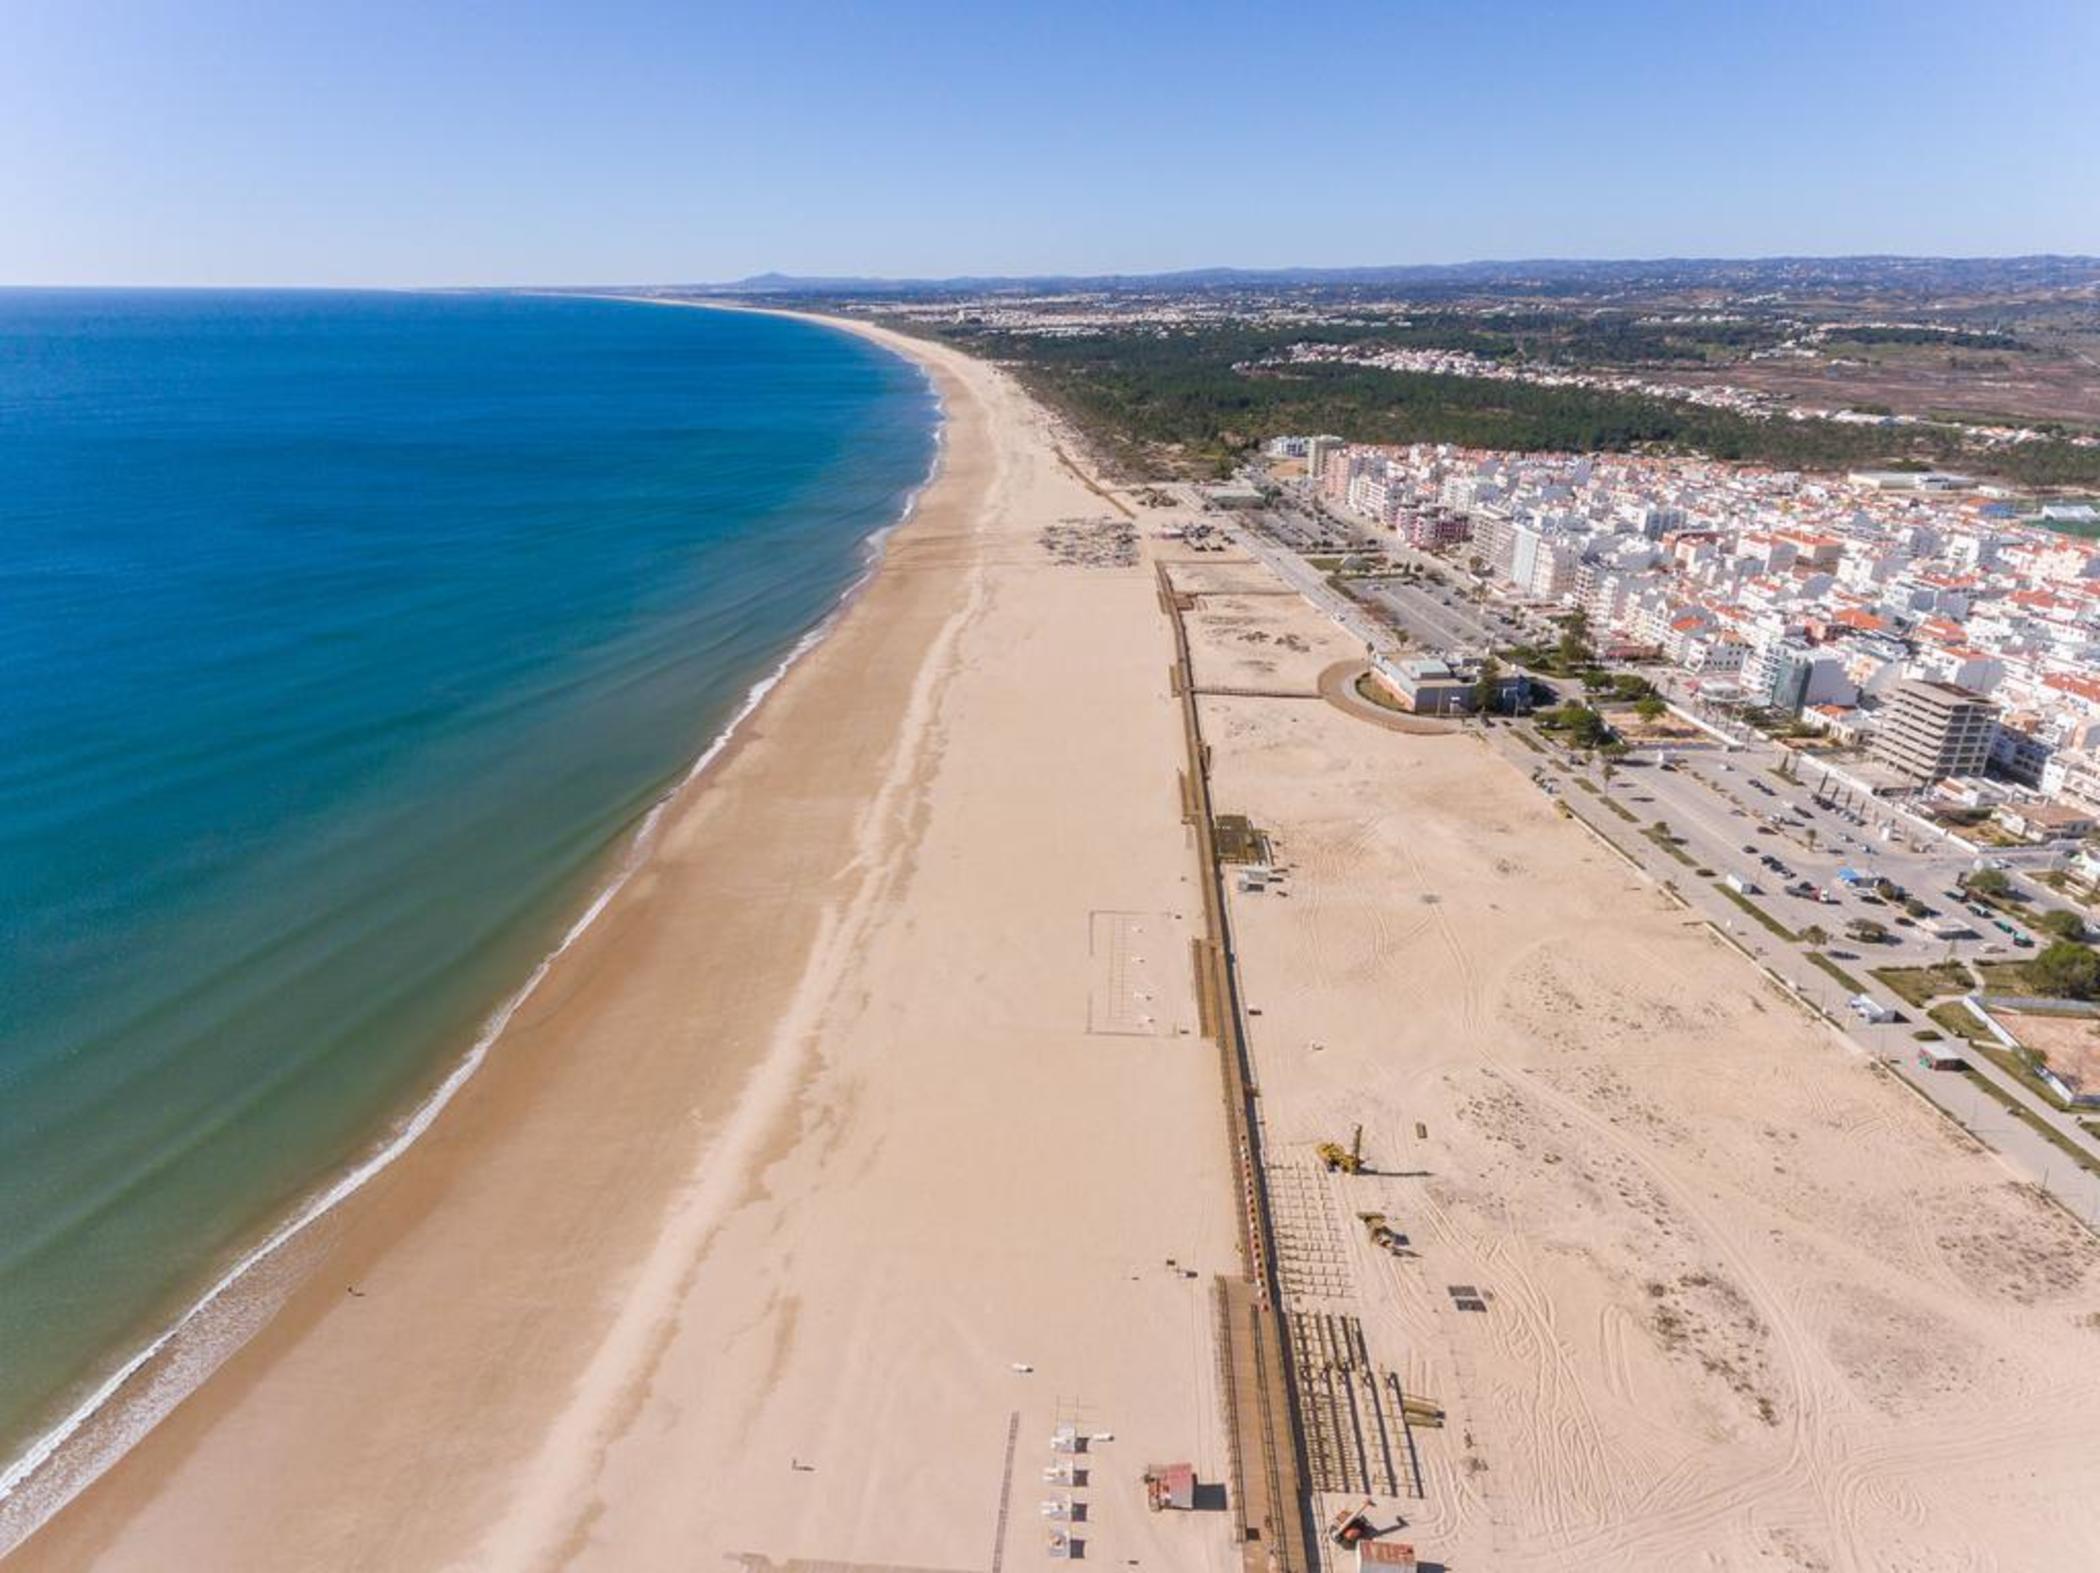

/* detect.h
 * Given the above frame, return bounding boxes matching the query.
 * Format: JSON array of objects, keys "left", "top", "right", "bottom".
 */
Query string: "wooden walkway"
[
  {"left": 1158, "top": 563, "right": 1316, "bottom": 1573},
  {"left": 1193, "top": 684, "right": 1322, "bottom": 701}
]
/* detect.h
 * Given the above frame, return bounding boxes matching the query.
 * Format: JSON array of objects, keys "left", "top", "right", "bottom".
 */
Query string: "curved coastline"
[{"left": 0, "top": 303, "right": 949, "bottom": 1560}]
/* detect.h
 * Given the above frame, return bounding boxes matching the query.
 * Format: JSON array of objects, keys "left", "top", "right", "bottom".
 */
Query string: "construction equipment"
[
  {"left": 1317, "top": 1124, "right": 1366, "bottom": 1175},
  {"left": 1329, "top": 1497, "right": 1376, "bottom": 1549},
  {"left": 1357, "top": 1212, "right": 1413, "bottom": 1257}
]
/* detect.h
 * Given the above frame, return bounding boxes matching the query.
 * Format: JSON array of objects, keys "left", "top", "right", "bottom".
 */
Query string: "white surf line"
[
  {"left": 463, "top": 406, "right": 990, "bottom": 1571},
  {"left": 0, "top": 338, "right": 947, "bottom": 1558}
]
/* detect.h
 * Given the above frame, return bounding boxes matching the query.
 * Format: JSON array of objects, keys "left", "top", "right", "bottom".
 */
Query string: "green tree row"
[{"left": 929, "top": 324, "right": 2100, "bottom": 488}]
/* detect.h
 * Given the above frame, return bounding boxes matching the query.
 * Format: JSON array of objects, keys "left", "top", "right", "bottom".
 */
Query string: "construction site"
[{"left": 1158, "top": 537, "right": 2100, "bottom": 1572}]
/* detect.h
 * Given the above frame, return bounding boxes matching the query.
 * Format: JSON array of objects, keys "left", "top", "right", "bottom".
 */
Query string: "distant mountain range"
[{"left": 663, "top": 255, "right": 2100, "bottom": 299}]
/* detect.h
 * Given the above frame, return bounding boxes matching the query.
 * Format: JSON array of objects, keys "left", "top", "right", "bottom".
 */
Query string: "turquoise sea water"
[{"left": 0, "top": 291, "right": 937, "bottom": 1486}]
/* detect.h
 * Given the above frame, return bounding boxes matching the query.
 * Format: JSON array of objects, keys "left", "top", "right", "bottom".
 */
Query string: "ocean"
[{"left": 0, "top": 290, "right": 938, "bottom": 1510}]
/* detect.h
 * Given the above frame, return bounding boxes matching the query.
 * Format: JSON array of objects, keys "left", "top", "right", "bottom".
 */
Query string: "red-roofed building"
[{"left": 2044, "top": 672, "right": 2100, "bottom": 715}]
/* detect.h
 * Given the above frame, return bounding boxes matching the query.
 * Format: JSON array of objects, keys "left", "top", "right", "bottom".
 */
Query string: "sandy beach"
[{"left": 7, "top": 318, "right": 1244, "bottom": 1570}]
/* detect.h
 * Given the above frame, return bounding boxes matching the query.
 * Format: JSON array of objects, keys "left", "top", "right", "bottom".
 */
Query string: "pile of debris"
[{"left": 1039, "top": 517, "right": 1138, "bottom": 567}]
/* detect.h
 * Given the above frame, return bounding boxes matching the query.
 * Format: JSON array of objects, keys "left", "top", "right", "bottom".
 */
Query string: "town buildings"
[
  {"left": 1279, "top": 435, "right": 2100, "bottom": 825},
  {"left": 1872, "top": 680, "right": 1999, "bottom": 784}
]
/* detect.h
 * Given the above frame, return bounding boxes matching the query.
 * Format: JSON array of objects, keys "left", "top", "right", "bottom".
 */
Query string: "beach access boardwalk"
[{"left": 1159, "top": 561, "right": 1317, "bottom": 1573}]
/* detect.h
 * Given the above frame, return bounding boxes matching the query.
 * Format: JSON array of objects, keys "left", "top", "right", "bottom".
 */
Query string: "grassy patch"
[
  {"left": 1643, "top": 825, "right": 1698, "bottom": 868},
  {"left": 1967, "top": 1039, "right": 2075, "bottom": 1113},
  {"left": 1807, "top": 952, "right": 1869, "bottom": 995},
  {"left": 1600, "top": 794, "right": 1639, "bottom": 823},
  {"left": 1969, "top": 884, "right": 2032, "bottom": 912},
  {"left": 1976, "top": 961, "right": 2036, "bottom": 995},
  {"left": 1573, "top": 776, "right": 1602, "bottom": 795},
  {"left": 2035, "top": 871, "right": 2099, "bottom": 910},
  {"left": 1511, "top": 728, "right": 1546, "bottom": 755},
  {"left": 1872, "top": 963, "right": 1976, "bottom": 1010},
  {"left": 1712, "top": 882, "right": 1799, "bottom": 942},
  {"left": 1948, "top": 1066, "right": 2100, "bottom": 1176},
  {"left": 1928, "top": 1001, "right": 1992, "bottom": 1043}
]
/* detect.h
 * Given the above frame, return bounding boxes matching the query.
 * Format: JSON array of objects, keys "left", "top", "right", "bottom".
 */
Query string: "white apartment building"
[
  {"left": 1682, "top": 633, "right": 1748, "bottom": 678},
  {"left": 2041, "top": 748, "right": 2100, "bottom": 814}
]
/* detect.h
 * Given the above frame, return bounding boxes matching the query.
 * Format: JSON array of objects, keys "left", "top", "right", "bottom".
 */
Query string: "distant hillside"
[{"left": 688, "top": 255, "right": 2100, "bottom": 300}]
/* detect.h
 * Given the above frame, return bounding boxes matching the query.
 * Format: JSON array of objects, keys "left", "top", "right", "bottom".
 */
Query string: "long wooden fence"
[{"left": 1158, "top": 562, "right": 1316, "bottom": 1573}]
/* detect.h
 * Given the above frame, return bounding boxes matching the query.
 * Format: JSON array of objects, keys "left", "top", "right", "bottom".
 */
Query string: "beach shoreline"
[
  {"left": 9, "top": 308, "right": 1249, "bottom": 1572},
  {"left": 0, "top": 304, "right": 958, "bottom": 1564}
]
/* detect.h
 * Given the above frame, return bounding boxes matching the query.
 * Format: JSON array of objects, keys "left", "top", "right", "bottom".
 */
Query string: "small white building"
[{"left": 1848, "top": 994, "right": 1897, "bottom": 1025}]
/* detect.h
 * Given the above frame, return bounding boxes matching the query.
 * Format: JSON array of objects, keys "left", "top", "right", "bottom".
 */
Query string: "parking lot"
[
  {"left": 1353, "top": 575, "right": 1520, "bottom": 656},
  {"left": 1240, "top": 497, "right": 1549, "bottom": 656},
  {"left": 1586, "top": 742, "right": 2044, "bottom": 966}
]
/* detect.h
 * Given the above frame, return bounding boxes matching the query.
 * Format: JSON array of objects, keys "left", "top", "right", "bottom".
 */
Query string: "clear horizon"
[{"left": 5, "top": 0, "right": 2097, "bottom": 288}]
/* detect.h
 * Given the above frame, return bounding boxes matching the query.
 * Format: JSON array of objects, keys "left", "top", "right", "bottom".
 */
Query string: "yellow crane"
[{"left": 1317, "top": 1123, "right": 1366, "bottom": 1175}]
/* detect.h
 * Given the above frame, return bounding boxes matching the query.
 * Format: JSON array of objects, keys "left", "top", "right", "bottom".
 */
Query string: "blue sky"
[{"left": 4, "top": 0, "right": 2095, "bottom": 285}]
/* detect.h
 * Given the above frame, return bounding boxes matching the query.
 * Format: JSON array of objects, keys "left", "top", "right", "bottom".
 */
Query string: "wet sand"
[{"left": 10, "top": 319, "right": 1243, "bottom": 1570}]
